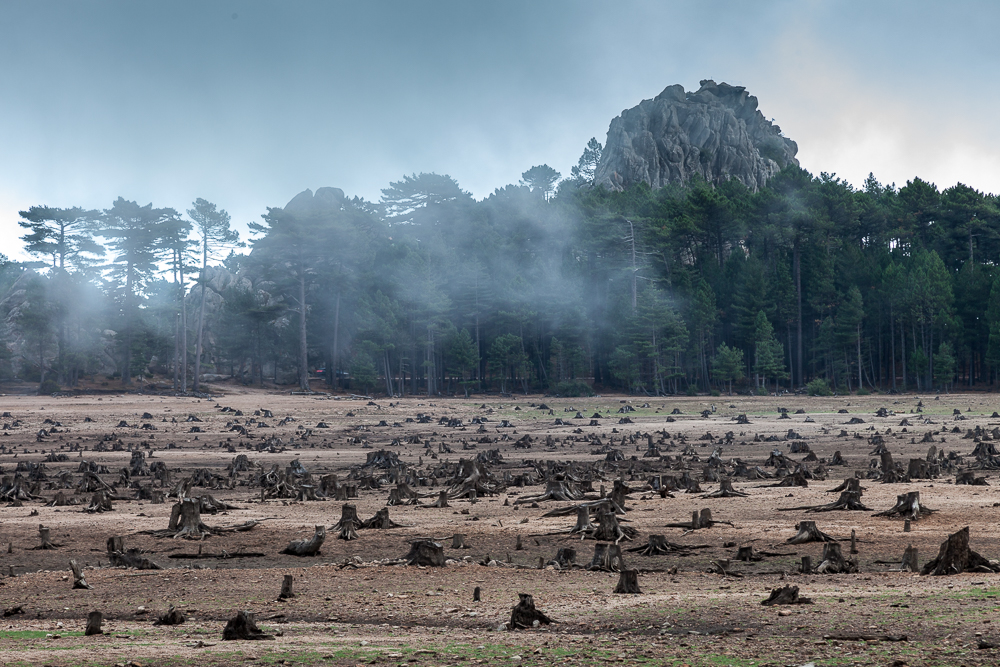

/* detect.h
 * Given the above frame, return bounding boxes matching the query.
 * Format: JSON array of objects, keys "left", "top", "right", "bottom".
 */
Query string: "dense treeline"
[{"left": 3, "top": 146, "right": 1000, "bottom": 396}]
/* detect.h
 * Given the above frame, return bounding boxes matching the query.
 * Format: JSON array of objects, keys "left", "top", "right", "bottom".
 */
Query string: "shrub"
[
  {"left": 807, "top": 378, "right": 832, "bottom": 396},
  {"left": 753, "top": 386, "right": 768, "bottom": 396},
  {"left": 685, "top": 385, "right": 698, "bottom": 396},
  {"left": 710, "top": 389, "right": 721, "bottom": 397},
  {"left": 38, "top": 379, "right": 61, "bottom": 395},
  {"left": 856, "top": 387, "right": 870, "bottom": 396},
  {"left": 553, "top": 380, "right": 594, "bottom": 397}
]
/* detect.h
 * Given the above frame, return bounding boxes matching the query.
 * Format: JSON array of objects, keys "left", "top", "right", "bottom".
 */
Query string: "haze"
[{"left": 1, "top": 0, "right": 998, "bottom": 255}]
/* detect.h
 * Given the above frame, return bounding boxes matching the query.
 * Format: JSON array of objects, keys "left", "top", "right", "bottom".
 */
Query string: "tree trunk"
[
  {"left": 588, "top": 543, "right": 624, "bottom": 571},
  {"left": 70, "top": 559, "right": 91, "bottom": 589},
  {"left": 193, "top": 246, "right": 208, "bottom": 393},
  {"left": 278, "top": 574, "right": 295, "bottom": 599},
  {"left": 922, "top": 526, "right": 999, "bottom": 575},
  {"left": 613, "top": 569, "right": 641, "bottom": 594},
  {"left": 85, "top": 611, "right": 103, "bottom": 636},
  {"left": 37, "top": 524, "right": 58, "bottom": 549},
  {"left": 167, "top": 498, "right": 211, "bottom": 539},
  {"left": 403, "top": 540, "right": 445, "bottom": 566},
  {"left": 298, "top": 273, "right": 309, "bottom": 392},
  {"left": 333, "top": 504, "right": 362, "bottom": 540}
]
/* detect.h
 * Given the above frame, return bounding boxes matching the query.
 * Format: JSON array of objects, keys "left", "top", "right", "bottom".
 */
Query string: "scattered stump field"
[{"left": 2, "top": 387, "right": 1000, "bottom": 666}]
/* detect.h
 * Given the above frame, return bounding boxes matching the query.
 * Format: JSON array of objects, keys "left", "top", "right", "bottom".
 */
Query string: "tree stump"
[
  {"left": 630, "top": 534, "right": 688, "bottom": 556},
  {"left": 69, "top": 560, "right": 91, "bottom": 590},
  {"left": 515, "top": 535, "right": 523, "bottom": 550},
  {"left": 362, "top": 507, "right": 401, "bottom": 529},
  {"left": 85, "top": 611, "right": 103, "bottom": 636},
  {"left": 786, "top": 521, "right": 837, "bottom": 544},
  {"left": 106, "top": 536, "right": 124, "bottom": 555},
  {"left": 153, "top": 605, "right": 185, "bottom": 625},
  {"left": 703, "top": 478, "right": 749, "bottom": 498},
  {"left": 109, "top": 547, "right": 162, "bottom": 570},
  {"left": 509, "top": 593, "right": 554, "bottom": 629},
  {"left": 473, "top": 586, "right": 481, "bottom": 602},
  {"left": 875, "top": 491, "right": 934, "bottom": 521},
  {"left": 222, "top": 610, "right": 274, "bottom": 640},
  {"left": 850, "top": 529, "right": 858, "bottom": 555},
  {"left": 281, "top": 525, "right": 326, "bottom": 556},
  {"left": 37, "top": 524, "right": 58, "bottom": 549},
  {"left": 816, "top": 542, "right": 858, "bottom": 574},
  {"left": 552, "top": 547, "right": 576, "bottom": 569},
  {"left": 800, "top": 556, "right": 812, "bottom": 574},
  {"left": 451, "top": 533, "right": 469, "bottom": 549},
  {"left": 921, "top": 526, "right": 1000, "bottom": 575},
  {"left": 426, "top": 490, "right": 450, "bottom": 508},
  {"left": 167, "top": 499, "right": 212, "bottom": 539},
  {"left": 403, "top": 540, "right": 445, "bottom": 566},
  {"left": 900, "top": 545, "right": 918, "bottom": 572},
  {"left": 613, "top": 569, "right": 641, "bottom": 594},
  {"left": 333, "top": 504, "right": 362, "bottom": 540},
  {"left": 570, "top": 506, "right": 595, "bottom": 534},
  {"left": 736, "top": 545, "right": 763, "bottom": 562},
  {"left": 592, "top": 509, "right": 633, "bottom": 543},
  {"left": 760, "top": 585, "right": 813, "bottom": 606},
  {"left": 278, "top": 574, "right": 295, "bottom": 599},
  {"left": 588, "top": 543, "right": 624, "bottom": 571}
]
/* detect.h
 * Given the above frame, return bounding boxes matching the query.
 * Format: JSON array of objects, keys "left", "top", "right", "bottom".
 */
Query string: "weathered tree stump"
[
  {"left": 222, "top": 610, "right": 274, "bottom": 640},
  {"left": 153, "top": 605, "right": 185, "bottom": 625},
  {"left": 922, "top": 527, "right": 1000, "bottom": 575},
  {"left": 736, "top": 545, "right": 763, "bottom": 562},
  {"left": 106, "top": 536, "right": 124, "bottom": 554},
  {"left": 362, "top": 507, "right": 402, "bottom": 529},
  {"left": 850, "top": 529, "right": 858, "bottom": 554},
  {"left": 570, "top": 506, "right": 595, "bottom": 534},
  {"left": 956, "top": 471, "right": 988, "bottom": 486},
  {"left": 761, "top": 585, "right": 813, "bottom": 606},
  {"left": 403, "top": 540, "right": 445, "bottom": 566},
  {"left": 36, "top": 524, "right": 59, "bottom": 549},
  {"left": 333, "top": 504, "right": 363, "bottom": 540},
  {"left": 900, "top": 545, "right": 919, "bottom": 572},
  {"left": 515, "top": 535, "right": 523, "bottom": 550},
  {"left": 278, "top": 574, "right": 295, "bottom": 599},
  {"left": 875, "top": 491, "right": 934, "bottom": 521},
  {"left": 816, "top": 542, "right": 858, "bottom": 574},
  {"left": 551, "top": 547, "right": 576, "bottom": 569},
  {"left": 591, "top": 508, "right": 634, "bottom": 543},
  {"left": 800, "top": 556, "right": 812, "bottom": 574},
  {"left": 703, "top": 478, "right": 749, "bottom": 498},
  {"left": 70, "top": 560, "right": 91, "bottom": 589},
  {"left": 167, "top": 498, "right": 212, "bottom": 539},
  {"left": 613, "top": 569, "right": 641, "bottom": 594},
  {"left": 588, "top": 543, "right": 624, "bottom": 571},
  {"left": 281, "top": 525, "right": 326, "bottom": 556},
  {"left": 509, "top": 593, "right": 554, "bottom": 629},
  {"left": 109, "top": 546, "right": 162, "bottom": 570},
  {"left": 85, "top": 491, "right": 113, "bottom": 513},
  {"left": 85, "top": 611, "right": 103, "bottom": 636},
  {"left": 473, "top": 586, "right": 481, "bottom": 602},
  {"left": 786, "top": 521, "right": 837, "bottom": 544},
  {"left": 451, "top": 533, "right": 469, "bottom": 549},
  {"left": 425, "top": 490, "right": 451, "bottom": 508},
  {"left": 711, "top": 558, "right": 742, "bottom": 577}
]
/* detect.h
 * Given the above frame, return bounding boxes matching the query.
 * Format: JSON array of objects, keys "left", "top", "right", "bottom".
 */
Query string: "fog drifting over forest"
[{"left": 1, "top": 1, "right": 999, "bottom": 255}]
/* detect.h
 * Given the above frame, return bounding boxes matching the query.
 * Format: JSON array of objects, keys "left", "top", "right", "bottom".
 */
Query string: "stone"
[{"left": 595, "top": 80, "right": 798, "bottom": 193}]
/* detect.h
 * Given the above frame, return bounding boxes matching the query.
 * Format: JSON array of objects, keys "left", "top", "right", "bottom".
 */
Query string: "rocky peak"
[{"left": 594, "top": 80, "right": 798, "bottom": 192}]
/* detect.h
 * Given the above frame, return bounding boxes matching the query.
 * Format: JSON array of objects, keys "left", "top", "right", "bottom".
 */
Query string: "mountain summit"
[{"left": 594, "top": 80, "right": 798, "bottom": 192}]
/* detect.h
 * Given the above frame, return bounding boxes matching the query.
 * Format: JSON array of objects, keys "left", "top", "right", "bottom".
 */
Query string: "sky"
[{"left": 2, "top": 1, "right": 999, "bottom": 260}]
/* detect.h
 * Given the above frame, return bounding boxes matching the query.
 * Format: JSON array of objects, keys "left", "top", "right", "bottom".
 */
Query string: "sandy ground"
[{"left": 1, "top": 385, "right": 1000, "bottom": 666}]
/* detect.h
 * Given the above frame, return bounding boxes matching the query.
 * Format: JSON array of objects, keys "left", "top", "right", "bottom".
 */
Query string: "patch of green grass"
[{"left": 0, "top": 630, "right": 85, "bottom": 639}]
